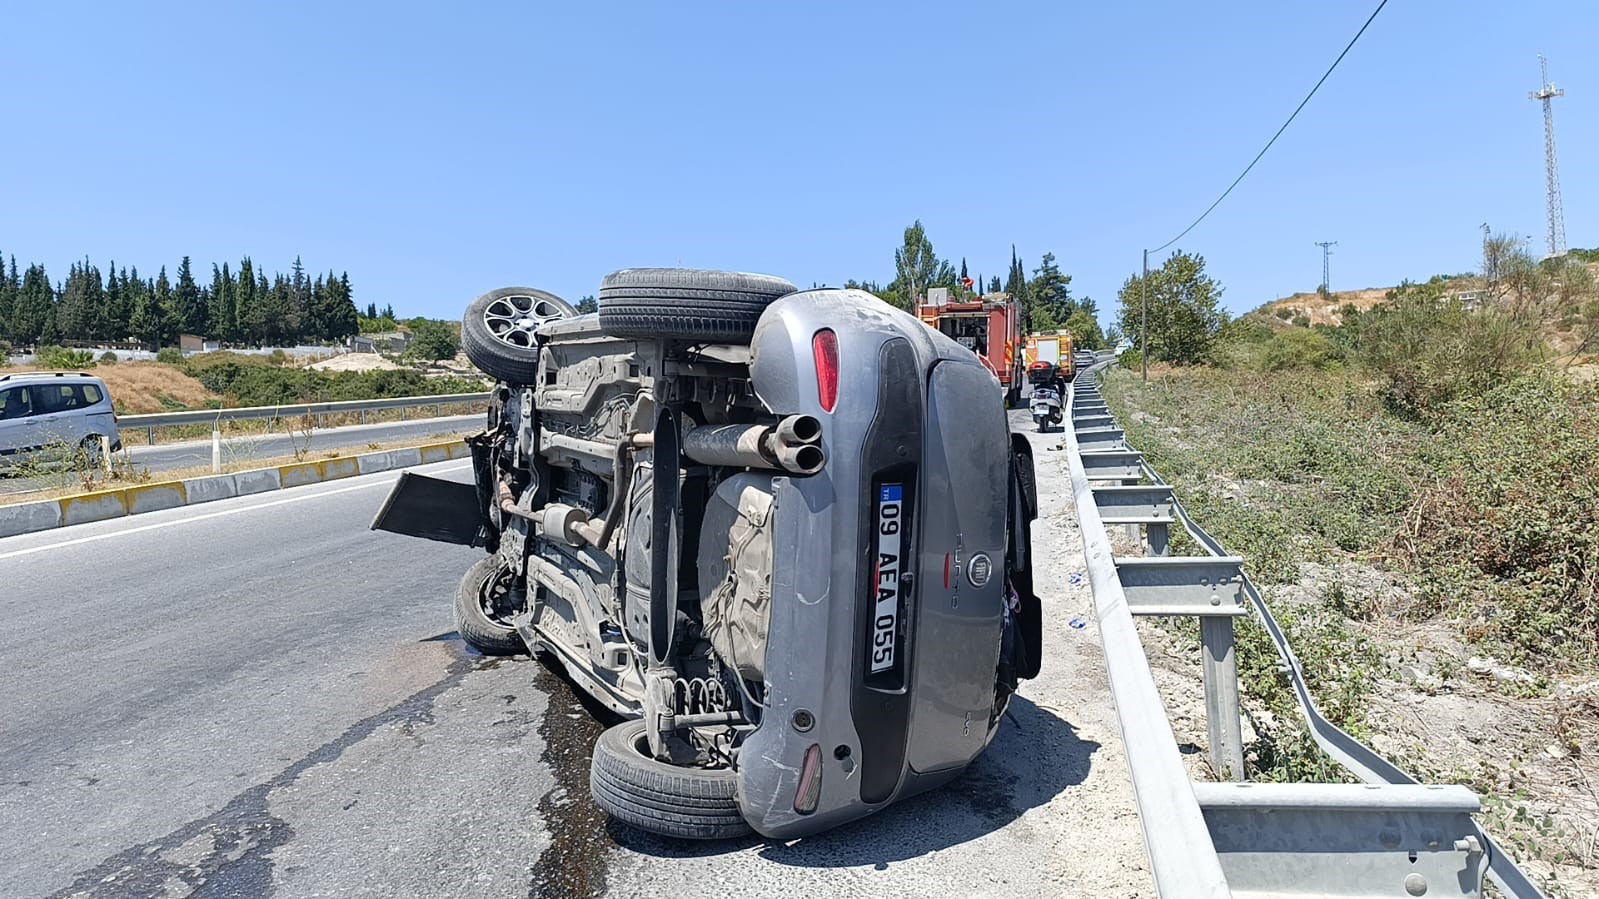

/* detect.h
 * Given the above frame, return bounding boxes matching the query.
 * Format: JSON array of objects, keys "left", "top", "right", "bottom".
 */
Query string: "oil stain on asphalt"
[{"left": 525, "top": 659, "right": 618, "bottom": 899}]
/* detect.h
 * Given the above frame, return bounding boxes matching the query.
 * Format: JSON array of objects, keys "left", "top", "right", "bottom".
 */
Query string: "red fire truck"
[{"left": 916, "top": 288, "right": 1026, "bottom": 405}]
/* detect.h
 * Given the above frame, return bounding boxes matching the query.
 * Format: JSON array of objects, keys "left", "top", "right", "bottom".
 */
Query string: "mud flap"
[{"left": 369, "top": 472, "right": 484, "bottom": 546}]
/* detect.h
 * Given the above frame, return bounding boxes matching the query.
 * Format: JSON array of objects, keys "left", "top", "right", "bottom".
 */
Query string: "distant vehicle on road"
[
  {"left": 1023, "top": 331, "right": 1076, "bottom": 386},
  {"left": 916, "top": 290, "right": 1026, "bottom": 405},
  {"left": 0, "top": 371, "right": 121, "bottom": 468},
  {"left": 375, "top": 269, "right": 1042, "bottom": 841}
]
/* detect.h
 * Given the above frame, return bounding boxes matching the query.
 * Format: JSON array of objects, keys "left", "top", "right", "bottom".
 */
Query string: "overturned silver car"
[{"left": 375, "top": 269, "right": 1041, "bottom": 839}]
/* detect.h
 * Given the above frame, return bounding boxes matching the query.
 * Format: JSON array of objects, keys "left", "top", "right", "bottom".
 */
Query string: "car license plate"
[{"left": 871, "top": 484, "right": 904, "bottom": 674}]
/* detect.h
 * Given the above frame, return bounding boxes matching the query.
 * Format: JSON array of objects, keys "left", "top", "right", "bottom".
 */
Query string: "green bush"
[
  {"left": 99, "top": 351, "right": 119, "bottom": 364},
  {"left": 1352, "top": 281, "right": 1544, "bottom": 418},
  {"left": 181, "top": 351, "right": 481, "bottom": 406},
  {"left": 1261, "top": 328, "right": 1343, "bottom": 371},
  {"left": 37, "top": 345, "right": 96, "bottom": 369},
  {"left": 156, "top": 347, "right": 183, "bottom": 365},
  {"left": 407, "top": 319, "right": 460, "bottom": 361}
]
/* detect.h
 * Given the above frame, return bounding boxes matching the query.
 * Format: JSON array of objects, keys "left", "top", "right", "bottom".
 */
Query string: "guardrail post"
[
  {"left": 359, "top": 409, "right": 367, "bottom": 425},
  {"left": 146, "top": 426, "right": 155, "bottom": 446},
  {"left": 1146, "top": 523, "right": 1169, "bottom": 557},
  {"left": 1201, "top": 616, "right": 1246, "bottom": 780}
]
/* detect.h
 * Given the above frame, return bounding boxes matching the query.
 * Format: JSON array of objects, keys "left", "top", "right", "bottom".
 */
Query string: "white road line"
[{"left": 0, "top": 463, "right": 471, "bottom": 561}]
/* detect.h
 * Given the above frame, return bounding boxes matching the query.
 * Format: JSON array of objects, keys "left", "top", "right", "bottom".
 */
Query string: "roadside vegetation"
[{"left": 1104, "top": 235, "right": 1599, "bottom": 891}]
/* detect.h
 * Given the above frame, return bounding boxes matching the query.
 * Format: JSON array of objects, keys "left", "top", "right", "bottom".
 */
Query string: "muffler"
[{"left": 681, "top": 415, "right": 825, "bottom": 476}]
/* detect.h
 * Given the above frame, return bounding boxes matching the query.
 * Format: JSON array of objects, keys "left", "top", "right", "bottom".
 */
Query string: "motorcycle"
[{"left": 1030, "top": 384, "right": 1063, "bottom": 432}]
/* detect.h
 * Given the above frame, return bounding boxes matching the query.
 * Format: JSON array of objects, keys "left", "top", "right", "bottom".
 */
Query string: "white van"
[{"left": 0, "top": 372, "right": 122, "bottom": 467}]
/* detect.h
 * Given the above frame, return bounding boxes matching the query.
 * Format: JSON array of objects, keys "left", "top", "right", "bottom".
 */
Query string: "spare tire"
[
  {"left": 597, "top": 268, "right": 796, "bottom": 344},
  {"left": 589, "top": 720, "right": 751, "bottom": 839},
  {"left": 462, "top": 287, "right": 575, "bottom": 384}
]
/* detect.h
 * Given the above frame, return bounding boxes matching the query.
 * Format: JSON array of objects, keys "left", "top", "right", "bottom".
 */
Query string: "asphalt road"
[
  {"left": 0, "top": 418, "right": 1148, "bottom": 899},
  {"left": 0, "top": 415, "right": 482, "bottom": 497}
]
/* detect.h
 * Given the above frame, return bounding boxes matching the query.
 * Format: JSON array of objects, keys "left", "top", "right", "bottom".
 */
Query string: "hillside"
[{"left": 1257, "top": 282, "right": 1474, "bottom": 327}]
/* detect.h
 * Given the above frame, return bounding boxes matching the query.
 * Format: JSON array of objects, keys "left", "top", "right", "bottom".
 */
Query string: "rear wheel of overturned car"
[
  {"left": 589, "top": 720, "right": 752, "bottom": 840},
  {"left": 454, "top": 555, "right": 526, "bottom": 656},
  {"left": 461, "top": 287, "right": 575, "bottom": 384},
  {"left": 597, "top": 268, "right": 796, "bottom": 344}
]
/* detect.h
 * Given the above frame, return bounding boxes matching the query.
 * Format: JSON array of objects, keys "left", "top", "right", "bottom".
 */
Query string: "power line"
[{"left": 1149, "top": 0, "right": 1390, "bottom": 254}]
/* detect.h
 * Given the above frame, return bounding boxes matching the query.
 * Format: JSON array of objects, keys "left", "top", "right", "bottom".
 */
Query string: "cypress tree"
[
  {"left": 57, "top": 261, "right": 93, "bottom": 342},
  {"left": 291, "top": 256, "right": 313, "bottom": 341},
  {"left": 153, "top": 267, "right": 178, "bottom": 348},
  {"left": 234, "top": 258, "right": 255, "bottom": 344},
  {"left": 104, "top": 263, "right": 124, "bottom": 340},
  {"left": 174, "top": 256, "right": 205, "bottom": 336},
  {"left": 21, "top": 264, "right": 58, "bottom": 346},
  {"left": 0, "top": 255, "right": 11, "bottom": 345}
]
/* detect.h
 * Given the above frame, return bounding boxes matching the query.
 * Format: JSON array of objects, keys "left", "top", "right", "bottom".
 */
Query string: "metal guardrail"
[
  {"left": 1063, "top": 355, "right": 1545, "bottom": 899},
  {"left": 117, "top": 393, "right": 491, "bottom": 445}
]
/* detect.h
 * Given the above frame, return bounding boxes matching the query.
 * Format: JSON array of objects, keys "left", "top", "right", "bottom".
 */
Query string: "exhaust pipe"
[
  {"left": 681, "top": 416, "right": 825, "bottom": 475},
  {"left": 774, "top": 442, "right": 825, "bottom": 476},
  {"left": 774, "top": 414, "right": 822, "bottom": 447}
]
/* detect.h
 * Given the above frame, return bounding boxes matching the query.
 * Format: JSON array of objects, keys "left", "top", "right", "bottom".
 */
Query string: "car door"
[
  {"left": 28, "top": 384, "right": 84, "bottom": 451},
  {"left": 0, "top": 385, "right": 41, "bottom": 459}
]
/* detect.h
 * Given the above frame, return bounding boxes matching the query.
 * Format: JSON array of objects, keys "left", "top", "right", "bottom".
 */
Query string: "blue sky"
[{"left": 3, "top": 1, "right": 1594, "bottom": 326}]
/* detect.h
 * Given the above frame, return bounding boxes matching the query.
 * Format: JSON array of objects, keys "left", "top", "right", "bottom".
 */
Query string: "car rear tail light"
[
  {"left": 812, "top": 329, "right": 838, "bottom": 413},
  {"left": 793, "top": 743, "right": 823, "bottom": 814}
]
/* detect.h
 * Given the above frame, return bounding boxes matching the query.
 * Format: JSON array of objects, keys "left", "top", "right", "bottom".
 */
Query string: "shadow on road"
[{"left": 610, "top": 693, "right": 1099, "bottom": 867}]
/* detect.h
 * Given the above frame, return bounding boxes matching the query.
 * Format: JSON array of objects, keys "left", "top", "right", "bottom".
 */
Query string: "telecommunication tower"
[
  {"left": 1529, "top": 55, "right": 1567, "bottom": 258},
  {"left": 1315, "top": 241, "right": 1337, "bottom": 295}
]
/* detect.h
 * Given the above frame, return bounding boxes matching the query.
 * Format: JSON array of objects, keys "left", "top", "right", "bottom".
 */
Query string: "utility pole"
[
  {"left": 1315, "top": 241, "right": 1337, "bottom": 297},
  {"left": 1529, "top": 54, "right": 1567, "bottom": 258},
  {"left": 1140, "top": 249, "right": 1148, "bottom": 384}
]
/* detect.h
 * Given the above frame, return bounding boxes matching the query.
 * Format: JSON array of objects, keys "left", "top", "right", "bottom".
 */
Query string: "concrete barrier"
[
  {"left": 0, "top": 499, "right": 63, "bottom": 539},
  {"left": 0, "top": 439, "right": 471, "bottom": 541}
]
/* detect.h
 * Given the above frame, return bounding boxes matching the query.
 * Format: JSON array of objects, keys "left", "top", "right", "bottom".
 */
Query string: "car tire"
[
  {"left": 79, "top": 436, "right": 105, "bottom": 469},
  {"left": 589, "top": 720, "right": 751, "bottom": 840},
  {"left": 461, "top": 287, "right": 575, "bottom": 384},
  {"left": 454, "top": 556, "right": 526, "bottom": 656},
  {"left": 597, "top": 268, "right": 796, "bottom": 344}
]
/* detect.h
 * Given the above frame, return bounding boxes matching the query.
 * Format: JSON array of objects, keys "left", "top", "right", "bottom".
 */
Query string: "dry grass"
[
  {"left": 5, "top": 362, "right": 216, "bottom": 414},
  {"left": 1261, "top": 287, "right": 1395, "bottom": 326}
]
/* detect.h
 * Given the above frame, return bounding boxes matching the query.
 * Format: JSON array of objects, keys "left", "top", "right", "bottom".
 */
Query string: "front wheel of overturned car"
[
  {"left": 589, "top": 720, "right": 752, "bottom": 840},
  {"left": 454, "top": 555, "right": 526, "bottom": 656},
  {"left": 461, "top": 286, "right": 575, "bottom": 384}
]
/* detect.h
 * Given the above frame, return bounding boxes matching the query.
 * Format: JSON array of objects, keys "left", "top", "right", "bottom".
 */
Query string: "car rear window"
[{"left": 83, "top": 384, "right": 104, "bottom": 405}]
